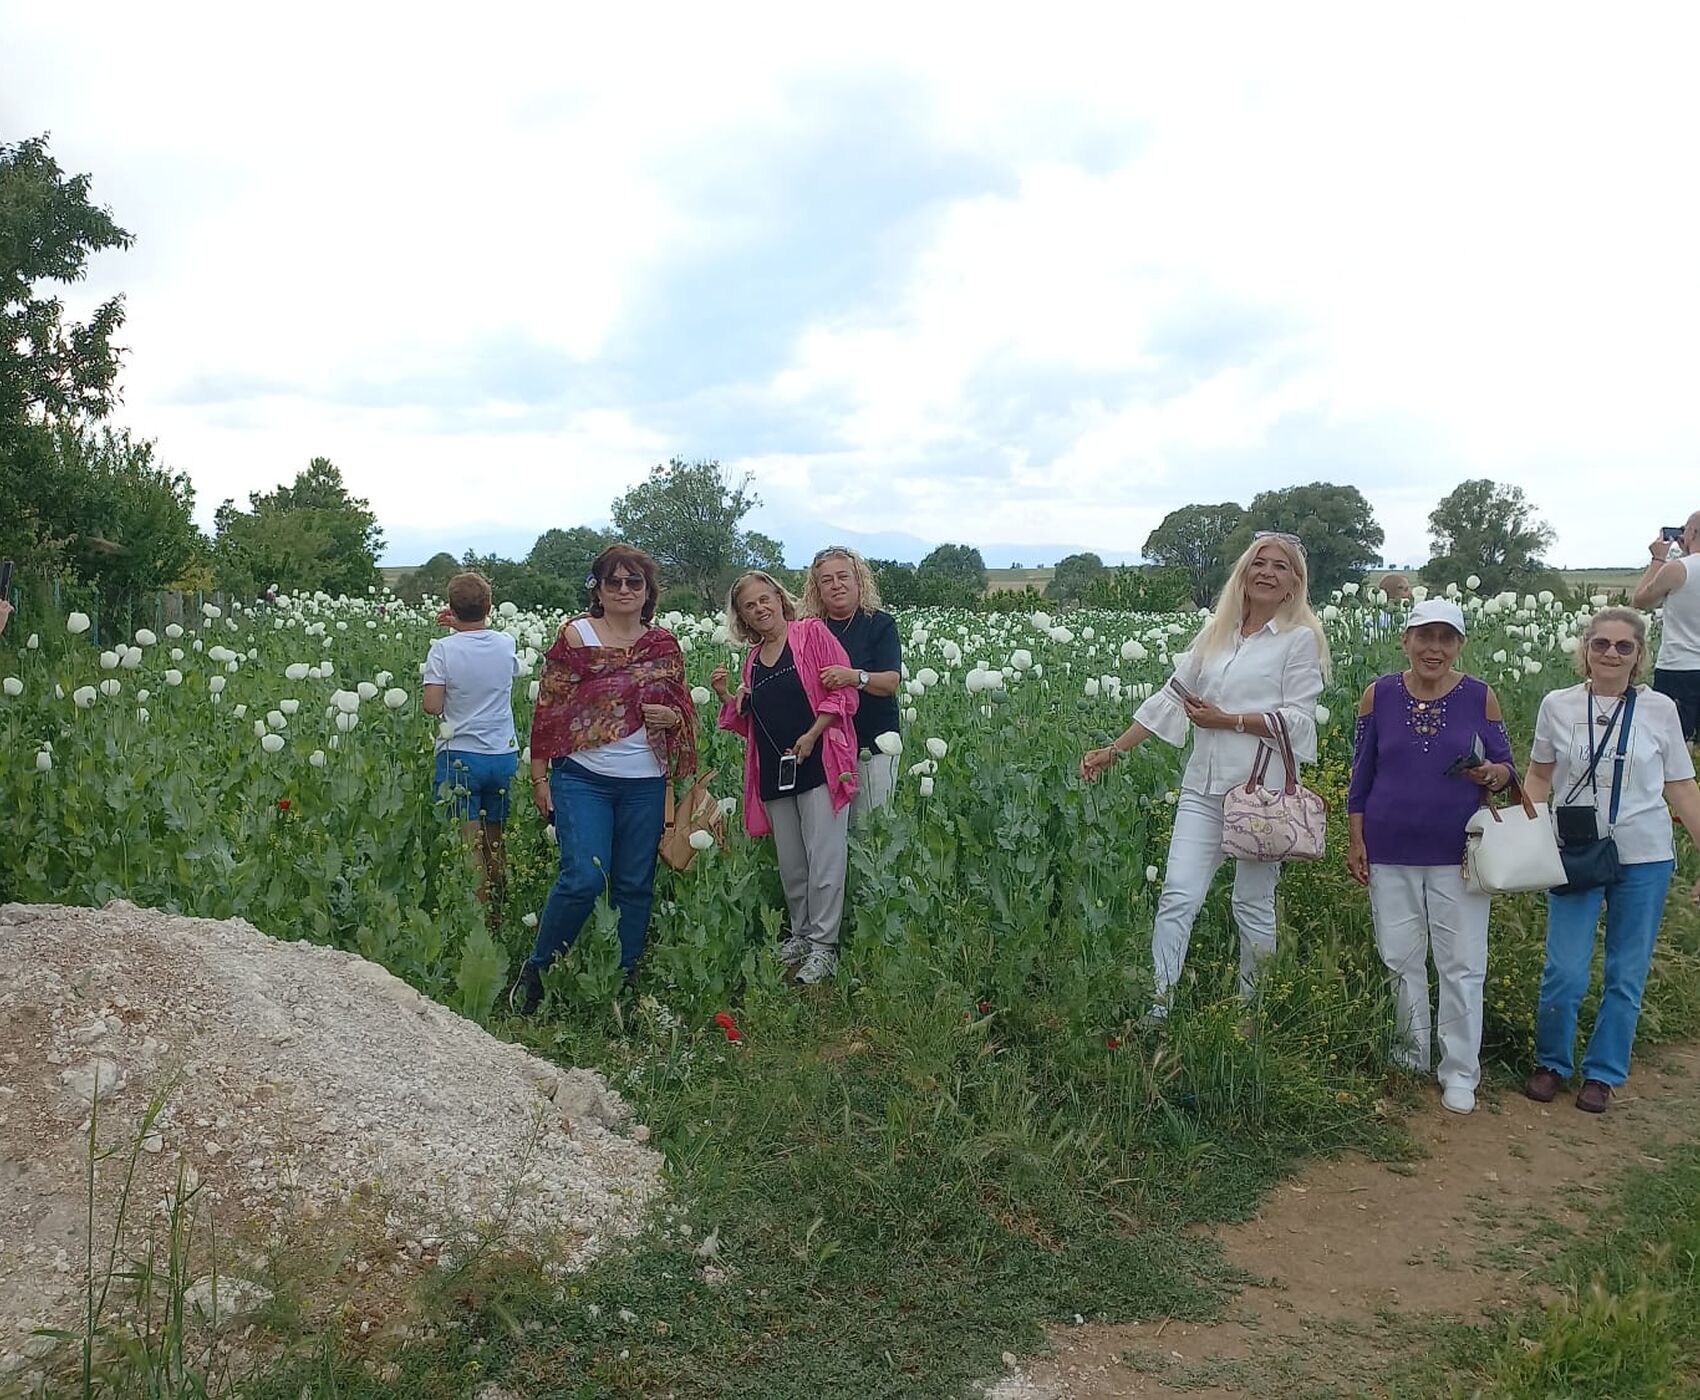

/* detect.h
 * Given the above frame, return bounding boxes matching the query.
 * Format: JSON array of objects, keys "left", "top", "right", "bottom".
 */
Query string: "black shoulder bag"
[{"left": 1551, "top": 686, "right": 1635, "bottom": 896}]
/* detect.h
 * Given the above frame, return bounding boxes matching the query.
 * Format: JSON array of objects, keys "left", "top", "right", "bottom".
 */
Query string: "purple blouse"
[{"left": 1347, "top": 672, "right": 1514, "bottom": 867}]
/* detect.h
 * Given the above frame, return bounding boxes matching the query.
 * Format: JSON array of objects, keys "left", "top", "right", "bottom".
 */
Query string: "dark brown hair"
[
  {"left": 588, "top": 544, "right": 660, "bottom": 623},
  {"left": 446, "top": 571, "right": 493, "bottom": 622}
]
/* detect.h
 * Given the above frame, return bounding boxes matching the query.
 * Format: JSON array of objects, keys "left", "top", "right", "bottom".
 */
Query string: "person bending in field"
[{"left": 423, "top": 572, "right": 523, "bottom": 913}]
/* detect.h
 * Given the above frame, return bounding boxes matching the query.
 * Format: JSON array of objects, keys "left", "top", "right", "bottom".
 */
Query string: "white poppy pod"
[
  {"left": 691, "top": 686, "right": 713, "bottom": 706},
  {"left": 285, "top": 663, "right": 310, "bottom": 682},
  {"left": 383, "top": 687, "right": 408, "bottom": 709},
  {"left": 165, "top": 623, "right": 184, "bottom": 639},
  {"left": 309, "top": 749, "right": 327, "bottom": 768},
  {"left": 332, "top": 690, "right": 360, "bottom": 714},
  {"left": 99, "top": 679, "right": 122, "bottom": 698},
  {"left": 926, "top": 737, "right": 948, "bottom": 760},
  {"left": 99, "top": 650, "right": 119, "bottom": 670},
  {"left": 918, "top": 776, "right": 935, "bottom": 798},
  {"left": 874, "top": 731, "right": 902, "bottom": 756},
  {"left": 280, "top": 698, "right": 298, "bottom": 715},
  {"left": 36, "top": 750, "right": 52, "bottom": 772},
  {"left": 688, "top": 829, "right": 715, "bottom": 852},
  {"left": 916, "top": 667, "right": 940, "bottom": 688},
  {"left": 260, "top": 733, "right": 285, "bottom": 754},
  {"left": 267, "top": 710, "right": 288, "bottom": 730},
  {"left": 2, "top": 676, "right": 20, "bottom": 697},
  {"left": 67, "top": 612, "right": 91, "bottom": 635},
  {"left": 336, "top": 712, "right": 360, "bottom": 733},
  {"left": 357, "top": 681, "right": 378, "bottom": 701}
]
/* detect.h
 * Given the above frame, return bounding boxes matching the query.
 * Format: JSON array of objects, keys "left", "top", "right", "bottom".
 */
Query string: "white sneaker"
[
  {"left": 796, "top": 948, "right": 838, "bottom": 985},
  {"left": 778, "top": 934, "right": 809, "bottom": 965},
  {"left": 1441, "top": 1084, "right": 1476, "bottom": 1115}
]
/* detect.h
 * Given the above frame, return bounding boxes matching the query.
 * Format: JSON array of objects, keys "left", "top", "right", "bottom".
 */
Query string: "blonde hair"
[
  {"left": 1193, "top": 536, "right": 1333, "bottom": 680},
  {"left": 1574, "top": 606, "right": 1650, "bottom": 683},
  {"left": 801, "top": 547, "right": 882, "bottom": 618},
  {"left": 726, "top": 570, "right": 799, "bottom": 645}
]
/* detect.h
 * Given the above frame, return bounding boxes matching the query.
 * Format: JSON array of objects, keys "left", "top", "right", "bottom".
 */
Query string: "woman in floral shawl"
[{"left": 509, "top": 544, "right": 696, "bottom": 1014}]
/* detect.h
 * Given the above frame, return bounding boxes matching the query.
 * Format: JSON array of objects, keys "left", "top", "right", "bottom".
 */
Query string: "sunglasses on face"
[
  {"left": 601, "top": 575, "right": 646, "bottom": 592},
  {"left": 1587, "top": 637, "right": 1638, "bottom": 655}
]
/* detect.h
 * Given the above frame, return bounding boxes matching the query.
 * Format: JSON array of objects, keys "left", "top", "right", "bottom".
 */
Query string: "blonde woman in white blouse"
[{"left": 1081, "top": 534, "right": 1330, "bottom": 1013}]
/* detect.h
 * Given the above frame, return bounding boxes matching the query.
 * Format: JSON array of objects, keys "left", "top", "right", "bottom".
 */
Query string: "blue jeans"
[
  {"left": 1535, "top": 859, "right": 1675, "bottom": 1086},
  {"left": 527, "top": 760, "right": 666, "bottom": 973},
  {"left": 433, "top": 748, "right": 518, "bottom": 822}
]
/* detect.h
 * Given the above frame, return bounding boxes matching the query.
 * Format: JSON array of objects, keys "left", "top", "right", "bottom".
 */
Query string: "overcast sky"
[{"left": 6, "top": 3, "right": 1698, "bottom": 568}]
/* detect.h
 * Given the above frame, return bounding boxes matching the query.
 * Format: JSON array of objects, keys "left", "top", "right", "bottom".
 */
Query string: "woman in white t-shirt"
[{"left": 1522, "top": 607, "right": 1700, "bottom": 1113}]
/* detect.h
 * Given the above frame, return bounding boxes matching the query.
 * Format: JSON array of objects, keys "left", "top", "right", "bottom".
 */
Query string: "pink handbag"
[{"left": 1220, "top": 711, "right": 1327, "bottom": 862}]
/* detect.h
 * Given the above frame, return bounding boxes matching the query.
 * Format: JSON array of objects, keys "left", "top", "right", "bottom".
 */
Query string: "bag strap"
[
  {"left": 663, "top": 777, "right": 677, "bottom": 830},
  {"left": 1478, "top": 762, "right": 1538, "bottom": 824},
  {"left": 1605, "top": 688, "right": 1636, "bottom": 832},
  {"left": 1267, "top": 710, "right": 1300, "bottom": 794},
  {"left": 1563, "top": 690, "right": 1627, "bottom": 807}
]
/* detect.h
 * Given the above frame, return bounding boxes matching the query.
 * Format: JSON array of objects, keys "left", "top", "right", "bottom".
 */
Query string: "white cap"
[{"left": 1404, "top": 598, "right": 1467, "bottom": 637}]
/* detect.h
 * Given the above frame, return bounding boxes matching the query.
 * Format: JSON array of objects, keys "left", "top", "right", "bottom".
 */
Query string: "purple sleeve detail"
[
  {"left": 1347, "top": 708, "right": 1377, "bottom": 815},
  {"left": 1484, "top": 719, "right": 1514, "bottom": 767}
]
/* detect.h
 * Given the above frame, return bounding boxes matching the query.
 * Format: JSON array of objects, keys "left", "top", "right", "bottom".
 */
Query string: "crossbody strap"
[
  {"left": 1562, "top": 690, "right": 1627, "bottom": 808},
  {"left": 1605, "top": 688, "right": 1636, "bottom": 832}
]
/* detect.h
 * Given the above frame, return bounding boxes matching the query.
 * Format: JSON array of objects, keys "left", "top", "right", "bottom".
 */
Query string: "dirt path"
[{"left": 997, "top": 1044, "right": 1700, "bottom": 1399}]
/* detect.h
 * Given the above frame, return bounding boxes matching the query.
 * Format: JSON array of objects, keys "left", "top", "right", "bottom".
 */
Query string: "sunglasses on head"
[
  {"left": 1253, "top": 530, "right": 1305, "bottom": 556},
  {"left": 1587, "top": 636, "right": 1638, "bottom": 655},
  {"left": 812, "top": 546, "right": 854, "bottom": 564},
  {"left": 601, "top": 574, "right": 646, "bottom": 592}
]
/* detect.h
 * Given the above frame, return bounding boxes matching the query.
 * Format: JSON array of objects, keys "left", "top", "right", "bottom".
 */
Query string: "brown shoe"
[
  {"left": 1575, "top": 1079, "right": 1612, "bottom": 1114},
  {"left": 1524, "top": 1067, "right": 1564, "bottom": 1102}
]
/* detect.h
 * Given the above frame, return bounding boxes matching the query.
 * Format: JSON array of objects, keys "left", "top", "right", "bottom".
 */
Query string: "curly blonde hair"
[
  {"left": 1574, "top": 606, "right": 1650, "bottom": 683},
  {"left": 801, "top": 546, "right": 882, "bottom": 618},
  {"left": 725, "top": 571, "right": 799, "bottom": 645}
]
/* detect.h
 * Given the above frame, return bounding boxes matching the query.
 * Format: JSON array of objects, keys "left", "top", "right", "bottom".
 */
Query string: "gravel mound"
[{"left": 0, "top": 902, "right": 662, "bottom": 1378}]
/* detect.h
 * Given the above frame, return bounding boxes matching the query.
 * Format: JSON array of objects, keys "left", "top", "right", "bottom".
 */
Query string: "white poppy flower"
[
  {"left": 1083, "top": 678, "right": 1100, "bottom": 698},
  {"left": 2, "top": 676, "right": 20, "bottom": 697},
  {"left": 902, "top": 706, "right": 917, "bottom": 723},
  {"left": 162, "top": 669, "right": 182, "bottom": 687},
  {"left": 717, "top": 796, "right": 738, "bottom": 817},
  {"left": 99, "top": 650, "right": 119, "bottom": 670},
  {"left": 357, "top": 681, "right": 378, "bottom": 701},
  {"left": 309, "top": 749, "right": 327, "bottom": 768},
  {"left": 35, "top": 750, "right": 52, "bottom": 772},
  {"left": 332, "top": 690, "right": 360, "bottom": 714},
  {"left": 285, "top": 663, "right": 310, "bottom": 681},
  {"left": 437, "top": 721, "right": 454, "bottom": 740},
  {"left": 926, "top": 737, "right": 948, "bottom": 760},
  {"left": 691, "top": 686, "right": 713, "bottom": 706},
  {"left": 688, "top": 829, "right": 715, "bottom": 852},
  {"left": 120, "top": 647, "right": 143, "bottom": 669},
  {"left": 1030, "top": 612, "right": 1052, "bottom": 630},
  {"left": 202, "top": 603, "right": 221, "bottom": 619},
  {"left": 918, "top": 776, "right": 935, "bottom": 797},
  {"left": 1120, "top": 639, "right": 1147, "bottom": 662},
  {"left": 908, "top": 759, "right": 937, "bottom": 777},
  {"left": 375, "top": 670, "right": 393, "bottom": 687},
  {"left": 336, "top": 712, "right": 360, "bottom": 733},
  {"left": 915, "top": 666, "right": 940, "bottom": 687},
  {"left": 67, "top": 612, "right": 91, "bottom": 635},
  {"left": 383, "top": 687, "right": 408, "bottom": 709},
  {"left": 522, "top": 912, "right": 539, "bottom": 929},
  {"left": 26, "top": 633, "right": 38, "bottom": 649},
  {"left": 232, "top": 703, "right": 246, "bottom": 719},
  {"left": 1009, "top": 649, "right": 1033, "bottom": 672},
  {"left": 874, "top": 732, "right": 902, "bottom": 756},
  {"left": 254, "top": 719, "right": 269, "bottom": 738},
  {"left": 1341, "top": 582, "right": 1360, "bottom": 597},
  {"left": 280, "top": 698, "right": 299, "bottom": 714},
  {"left": 1314, "top": 703, "right": 1332, "bottom": 725},
  {"left": 1465, "top": 574, "right": 1482, "bottom": 590},
  {"left": 260, "top": 733, "right": 285, "bottom": 754},
  {"left": 267, "top": 710, "right": 287, "bottom": 730},
  {"left": 1145, "top": 865, "right": 1160, "bottom": 882},
  {"left": 99, "top": 679, "right": 121, "bottom": 698}
]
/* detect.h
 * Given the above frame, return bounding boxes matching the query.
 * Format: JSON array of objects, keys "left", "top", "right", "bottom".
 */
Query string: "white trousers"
[
  {"left": 850, "top": 752, "right": 898, "bottom": 822},
  {"left": 767, "top": 783, "right": 850, "bottom": 950},
  {"left": 1152, "top": 789, "right": 1282, "bottom": 1003},
  {"left": 1367, "top": 863, "right": 1489, "bottom": 1092}
]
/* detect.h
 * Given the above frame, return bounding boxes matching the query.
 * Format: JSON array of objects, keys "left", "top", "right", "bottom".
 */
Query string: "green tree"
[
  {"left": 1142, "top": 503, "right": 1246, "bottom": 607},
  {"left": 527, "top": 525, "right": 617, "bottom": 588},
  {"left": 396, "top": 551, "right": 462, "bottom": 603},
  {"left": 459, "top": 551, "right": 579, "bottom": 613},
  {"left": 611, "top": 458, "right": 777, "bottom": 608},
  {"left": 1, "top": 135, "right": 133, "bottom": 429},
  {"left": 867, "top": 558, "right": 921, "bottom": 607},
  {"left": 1082, "top": 565, "right": 1195, "bottom": 612},
  {"left": 1422, "top": 479, "right": 1558, "bottom": 594},
  {"left": 1044, "top": 551, "right": 1105, "bottom": 603},
  {"left": 1222, "top": 483, "right": 1385, "bottom": 597},
  {"left": 917, "top": 543, "right": 987, "bottom": 593},
  {"left": 213, "top": 458, "right": 384, "bottom": 599}
]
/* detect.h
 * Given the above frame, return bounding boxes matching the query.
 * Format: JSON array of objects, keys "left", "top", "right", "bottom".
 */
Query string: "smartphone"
[
  {"left": 1663, "top": 526, "right": 1685, "bottom": 543},
  {"left": 0, "top": 559, "right": 12, "bottom": 598},
  {"left": 1167, "top": 676, "right": 1199, "bottom": 704},
  {"left": 1442, "top": 733, "right": 1487, "bottom": 777},
  {"left": 777, "top": 752, "right": 799, "bottom": 792}
]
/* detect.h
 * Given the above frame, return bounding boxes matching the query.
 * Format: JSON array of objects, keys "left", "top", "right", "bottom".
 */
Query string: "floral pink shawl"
[{"left": 530, "top": 620, "right": 697, "bottom": 777}]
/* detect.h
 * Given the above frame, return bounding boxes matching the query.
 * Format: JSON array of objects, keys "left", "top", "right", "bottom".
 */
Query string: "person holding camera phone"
[
  {"left": 1632, "top": 511, "right": 1700, "bottom": 741},
  {"left": 1521, "top": 607, "right": 1700, "bottom": 1114},
  {"left": 713, "top": 570, "right": 859, "bottom": 985},
  {"left": 1346, "top": 599, "right": 1515, "bottom": 1114}
]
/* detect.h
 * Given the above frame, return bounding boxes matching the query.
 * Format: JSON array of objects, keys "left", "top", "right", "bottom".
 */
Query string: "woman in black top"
[{"left": 803, "top": 546, "right": 903, "bottom": 817}]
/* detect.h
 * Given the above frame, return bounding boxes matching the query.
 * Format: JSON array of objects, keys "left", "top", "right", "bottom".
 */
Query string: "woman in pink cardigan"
[{"left": 711, "top": 570, "right": 859, "bottom": 984}]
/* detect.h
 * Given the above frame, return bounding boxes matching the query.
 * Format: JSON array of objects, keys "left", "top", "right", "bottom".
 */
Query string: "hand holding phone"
[
  {"left": 1663, "top": 526, "right": 1685, "bottom": 543},
  {"left": 1442, "top": 733, "right": 1487, "bottom": 778},
  {"left": 777, "top": 751, "right": 799, "bottom": 792}
]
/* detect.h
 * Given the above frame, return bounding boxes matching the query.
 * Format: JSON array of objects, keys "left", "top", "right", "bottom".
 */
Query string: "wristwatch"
[
  {"left": 857, "top": 669, "right": 869, "bottom": 690},
  {"left": 1233, "top": 714, "right": 1246, "bottom": 734}
]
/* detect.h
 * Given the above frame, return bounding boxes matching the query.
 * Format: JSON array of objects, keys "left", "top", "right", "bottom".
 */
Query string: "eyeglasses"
[
  {"left": 601, "top": 575, "right": 646, "bottom": 592},
  {"left": 1587, "top": 636, "right": 1639, "bottom": 655},
  {"left": 811, "top": 546, "right": 854, "bottom": 564},
  {"left": 1253, "top": 530, "right": 1306, "bottom": 556}
]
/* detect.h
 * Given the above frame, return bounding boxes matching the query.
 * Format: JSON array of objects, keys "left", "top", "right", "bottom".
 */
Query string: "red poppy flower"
[
  {"left": 1105, "top": 1035, "right": 1121, "bottom": 1049},
  {"left": 977, "top": 999, "right": 992, "bottom": 1015},
  {"left": 712, "top": 1011, "right": 741, "bottom": 1042},
  {"left": 277, "top": 799, "right": 291, "bottom": 811}
]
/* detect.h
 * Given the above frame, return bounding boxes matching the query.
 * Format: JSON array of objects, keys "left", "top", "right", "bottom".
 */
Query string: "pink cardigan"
[{"left": 718, "top": 618, "right": 860, "bottom": 837}]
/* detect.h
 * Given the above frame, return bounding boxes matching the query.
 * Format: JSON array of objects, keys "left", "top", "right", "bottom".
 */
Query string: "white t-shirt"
[
  {"left": 1530, "top": 683, "right": 1696, "bottom": 863},
  {"left": 422, "top": 628, "right": 522, "bottom": 755},
  {"left": 1656, "top": 556, "right": 1700, "bottom": 670},
  {"left": 560, "top": 618, "right": 664, "bottom": 780}
]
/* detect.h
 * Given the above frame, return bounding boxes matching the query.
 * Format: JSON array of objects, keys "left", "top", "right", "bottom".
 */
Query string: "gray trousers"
[
  {"left": 850, "top": 752, "right": 899, "bottom": 822},
  {"left": 767, "top": 783, "right": 850, "bottom": 949}
]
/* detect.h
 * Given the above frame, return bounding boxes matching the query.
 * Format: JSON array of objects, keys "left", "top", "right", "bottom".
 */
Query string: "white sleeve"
[
  {"left": 422, "top": 639, "right": 449, "bottom": 687},
  {"left": 1271, "top": 629, "right": 1323, "bottom": 764},
  {"left": 1530, "top": 694, "right": 1560, "bottom": 764},
  {"left": 1131, "top": 647, "right": 1200, "bottom": 747}
]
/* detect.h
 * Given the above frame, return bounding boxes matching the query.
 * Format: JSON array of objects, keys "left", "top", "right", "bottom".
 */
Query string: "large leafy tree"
[
  {"left": 1045, "top": 551, "right": 1105, "bottom": 603},
  {"left": 1422, "top": 479, "right": 1557, "bottom": 594},
  {"left": 213, "top": 458, "right": 384, "bottom": 599},
  {"left": 395, "top": 551, "right": 461, "bottom": 603},
  {"left": 1, "top": 135, "right": 133, "bottom": 429},
  {"left": 527, "top": 525, "right": 617, "bottom": 588},
  {"left": 1222, "top": 482, "right": 1385, "bottom": 597},
  {"left": 1142, "top": 502, "right": 1246, "bottom": 607},
  {"left": 917, "top": 543, "right": 987, "bottom": 593},
  {"left": 611, "top": 458, "right": 776, "bottom": 608}
]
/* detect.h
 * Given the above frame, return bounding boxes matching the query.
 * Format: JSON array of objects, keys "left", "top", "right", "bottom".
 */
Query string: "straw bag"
[
  {"left": 658, "top": 767, "right": 725, "bottom": 872},
  {"left": 1220, "top": 712, "right": 1328, "bottom": 862},
  {"left": 1462, "top": 780, "right": 1566, "bottom": 895}
]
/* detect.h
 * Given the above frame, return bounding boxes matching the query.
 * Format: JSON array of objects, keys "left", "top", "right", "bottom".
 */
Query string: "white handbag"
[{"left": 1462, "top": 787, "right": 1566, "bottom": 895}]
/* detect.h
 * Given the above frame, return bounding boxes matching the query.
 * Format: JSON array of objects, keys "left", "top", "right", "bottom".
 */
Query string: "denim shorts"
[{"left": 433, "top": 748, "right": 518, "bottom": 822}]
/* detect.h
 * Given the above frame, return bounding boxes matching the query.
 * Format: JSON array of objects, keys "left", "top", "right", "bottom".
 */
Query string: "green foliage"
[
  {"left": 212, "top": 458, "right": 383, "bottom": 599},
  {"left": 395, "top": 551, "right": 461, "bottom": 604},
  {"left": 1223, "top": 482, "right": 1385, "bottom": 596},
  {"left": 458, "top": 551, "right": 580, "bottom": 614},
  {"left": 0, "top": 134, "right": 133, "bottom": 426},
  {"left": 1082, "top": 565, "right": 1195, "bottom": 613},
  {"left": 612, "top": 458, "right": 773, "bottom": 609},
  {"left": 918, "top": 542, "right": 988, "bottom": 593},
  {"left": 1045, "top": 551, "right": 1105, "bottom": 602},
  {"left": 1142, "top": 502, "right": 1246, "bottom": 607},
  {"left": 1423, "top": 478, "right": 1559, "bottom": 596}
]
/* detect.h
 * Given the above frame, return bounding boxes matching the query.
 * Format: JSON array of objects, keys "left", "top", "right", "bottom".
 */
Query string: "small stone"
[
  {"left": 183, "top": 1276, "right": 272, "bottom": 1326},
  {"left": 60, "top": 1058, "right": 126, "bottom": 1103}
]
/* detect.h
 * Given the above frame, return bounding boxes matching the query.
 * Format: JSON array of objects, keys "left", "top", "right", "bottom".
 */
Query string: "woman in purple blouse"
[{"left": 1347, "top": 599, "right": 1515, "bottom": 1115}]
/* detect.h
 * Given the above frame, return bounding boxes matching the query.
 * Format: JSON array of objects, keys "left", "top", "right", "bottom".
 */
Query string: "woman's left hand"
[
  {"left": 819, "top": 665, "right": 859, "bottom": 690},
  {"left": 1182, "top": 696, "right": 1235, "bottom": 730},
  {"left": 1465, "top": 762, "right": 1510, "bottom": 793},
  {"left": 642, "top": 704, "right": 681, "bottom": 731}
]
